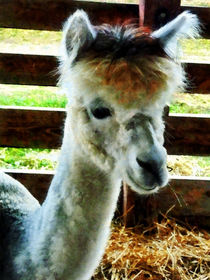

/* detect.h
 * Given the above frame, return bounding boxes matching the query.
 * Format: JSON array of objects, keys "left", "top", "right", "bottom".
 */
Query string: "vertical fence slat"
[
  {"left": 123, "top": 182, "right": 136, "bottom": 226},
  {"left": 139, "top": 0, "right": 181, "bottom": 30}
]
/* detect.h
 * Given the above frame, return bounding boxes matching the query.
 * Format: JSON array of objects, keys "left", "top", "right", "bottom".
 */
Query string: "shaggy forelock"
[{"left": 76, "top": 24, "right": 168, "bottom": 62}]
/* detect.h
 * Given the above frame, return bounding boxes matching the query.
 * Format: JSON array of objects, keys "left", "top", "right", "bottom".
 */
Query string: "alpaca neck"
[{"left": 24, "top": 116, "right": 121, "bottom": 279}]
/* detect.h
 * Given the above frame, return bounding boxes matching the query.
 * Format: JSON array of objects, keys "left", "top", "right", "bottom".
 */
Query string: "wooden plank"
[
  {"left": 0, "top": 53, "right": 57, "bottom": 86},
  {"left": 128, "top": 176, "right": 210, "bottom": 226},
  {"left": 165, "top": 113, "right": 210, "bottom": 155},
  {"left": 0, "top": 1, "right": 209, "bottom": 37},
  {"left": 185, "top": 62, "right": 210, "bottom": 94},
  {"left": 0, "top": 0, "right": 139, "bottom": 30},
  {"left": 0, "top": 107, "right": 209, "bottom": 155},
  {"left": 0, "top": 53, "right": 209, "bottom": 93},
  {"left": 2, "top": 169, "right": 54, "bottom": 203},
  {"left": 0, "top": 106, "right": 65, "bottom": 149},
  {"left": 2, "top": 170, "right": 210, "bottom": 224},
  {"left": 139, "top": 0, "right": 210, "bottom": 38}
]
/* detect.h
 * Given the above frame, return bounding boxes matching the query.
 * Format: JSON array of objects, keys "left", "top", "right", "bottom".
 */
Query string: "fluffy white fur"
[{"left": 0, "top": 10, "right": 200, "bottom": 280}]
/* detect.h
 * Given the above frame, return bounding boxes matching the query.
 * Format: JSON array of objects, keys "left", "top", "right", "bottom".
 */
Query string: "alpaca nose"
[
  {"left": 136, "top": 156, "right": 167, "bottom": 187},
  {"left": 136, "top": 157, "right": 163, "bottom": 185},
  {"left": 136, "top": 145, "right": 166, "bottom": 185}
]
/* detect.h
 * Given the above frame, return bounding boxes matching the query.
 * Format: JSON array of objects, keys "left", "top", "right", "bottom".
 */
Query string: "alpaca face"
[
  {"left": 60, "top": 10, "right": 200, "bottom": 193},
  {"left": 68, "top": 84, "right": 168, "bottom": 194}
]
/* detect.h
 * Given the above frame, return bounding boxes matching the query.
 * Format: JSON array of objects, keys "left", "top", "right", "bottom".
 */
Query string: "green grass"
[
  {"left": 0, "top": 148, "right": 58, "bottom": 170},
  {"left": 0, "top": 29, "right": 61, "bottom": 55},
  {"left": 0, "top": 29, "right": 61, "bottom": 44},
  {"left": 0, "top": 85, "right": 67, "bottom": 108},
  {"left": 170, "top": 93, "right": 210, "bottom": 114},
  {"left": 181, "top": 39, "right": 210, "bottom": 62},
  {"left": 181, "top": 0, "right": 210, "bottom": 6}
]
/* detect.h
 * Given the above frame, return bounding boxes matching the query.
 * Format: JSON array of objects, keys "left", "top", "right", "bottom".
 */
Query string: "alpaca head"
[{"left": 59, "top": 10, "right": 200, "bottom": 194}]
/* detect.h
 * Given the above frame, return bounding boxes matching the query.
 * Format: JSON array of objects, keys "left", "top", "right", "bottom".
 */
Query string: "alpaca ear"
[
  {"left": 151, "top": 11, "right": 201, "bottom": 57},
  {"left": 62, "top": 10, "right": 96, "bottom": 59}
]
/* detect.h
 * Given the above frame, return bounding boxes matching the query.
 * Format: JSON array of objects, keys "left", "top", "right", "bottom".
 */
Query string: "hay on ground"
[{"left": 93, "top": 217, "right": 210, "bottom": 280}]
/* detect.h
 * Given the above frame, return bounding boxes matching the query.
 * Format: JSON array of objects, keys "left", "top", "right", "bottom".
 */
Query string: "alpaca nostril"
[{"left": 136, "top": 158, "right": 157, "bottom": 174}]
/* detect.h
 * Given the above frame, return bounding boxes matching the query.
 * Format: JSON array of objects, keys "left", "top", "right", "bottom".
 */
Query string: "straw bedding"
[{"left": 93, "top": 217, "right": 210, "bottom": 280}]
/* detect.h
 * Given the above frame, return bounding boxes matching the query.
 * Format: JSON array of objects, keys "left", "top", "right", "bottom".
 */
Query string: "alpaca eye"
[{"left": 91, "top": 107, "right": 111, "bottom": 119}]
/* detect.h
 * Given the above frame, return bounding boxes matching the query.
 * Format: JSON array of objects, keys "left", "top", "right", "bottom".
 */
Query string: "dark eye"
[{"left": 91, "top": 107, "right": 112, "bottom": 119}]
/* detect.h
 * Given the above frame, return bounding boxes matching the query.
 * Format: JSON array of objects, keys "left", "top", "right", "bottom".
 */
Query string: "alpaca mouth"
[{"left": 126, "top": 170, "right": 158, "bottom": 192}]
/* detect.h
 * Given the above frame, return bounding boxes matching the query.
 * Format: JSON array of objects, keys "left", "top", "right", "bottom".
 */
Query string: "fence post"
[
  {"left": 139, "top": 0, "right": 181, "bottom": 29},
  {"left": 123, "top": 182, "right": 135, "bottom": 226}
]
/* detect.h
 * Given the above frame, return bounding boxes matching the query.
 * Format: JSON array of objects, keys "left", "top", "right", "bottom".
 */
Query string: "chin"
[
  {"left": 126, "top": 179, "right": 160, "bottom": 195},
  {"left": 124, "top": 170, "right": 168, "bottom": 195}
]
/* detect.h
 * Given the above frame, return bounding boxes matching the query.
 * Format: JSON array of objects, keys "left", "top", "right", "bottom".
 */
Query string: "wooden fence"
[{"left": 0, "top": 0, "right": 209, "bottom": 226}]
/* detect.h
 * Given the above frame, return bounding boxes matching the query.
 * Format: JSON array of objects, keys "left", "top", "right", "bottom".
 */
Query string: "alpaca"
[{"left": 0, "top": 10, "right": 200, "bottom": 280}]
